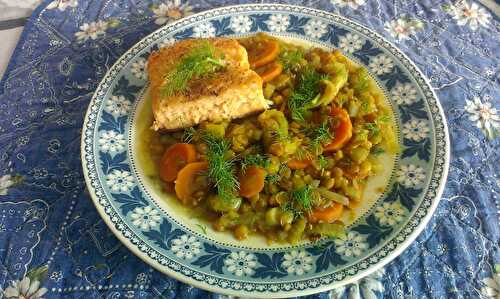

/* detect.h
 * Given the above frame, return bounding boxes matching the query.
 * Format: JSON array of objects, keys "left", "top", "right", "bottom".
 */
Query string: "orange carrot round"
[
  {"left": 239, "top": 166, "right": 266, "bottom": 198},
  {"left": 257, "top": 62, "right": 283, "bottom": 83},
  {"left": 159, "top": 143, "right": 197, "bottom": 182},
  {"left": 248, "top": 40, "right": 280, "bottom": 69},
  {"left": 309, "top": 203, "right": 344, "bottom": 223},
  {"left": 287, "top": 158, "right": 311, "bottom": 170},
  {"left": 175, "top": 162, "right": 208, "bottom": 204},
  {"left": 324, "top": 107, "right": 352, "bottom": 152}
]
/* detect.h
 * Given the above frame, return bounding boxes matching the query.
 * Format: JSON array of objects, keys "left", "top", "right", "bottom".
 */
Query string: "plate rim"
[{"left": 80, "top": 3, "right": 450, "bottom": 297}]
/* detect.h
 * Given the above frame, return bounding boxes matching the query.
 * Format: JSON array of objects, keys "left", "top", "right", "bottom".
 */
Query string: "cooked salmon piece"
[{"left": 148, "top": 38, "right": 268, "bottom": 131}]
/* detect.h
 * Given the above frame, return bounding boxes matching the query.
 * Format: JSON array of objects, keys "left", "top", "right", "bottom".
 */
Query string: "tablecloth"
[{"left": 0, "top": 0, "right": 498, "bottom": 298}]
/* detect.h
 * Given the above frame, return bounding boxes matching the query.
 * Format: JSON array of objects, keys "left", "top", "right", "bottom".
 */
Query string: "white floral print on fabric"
[
  {"left": 396, "top": 164, "right": 425, "bottom": 187},
  {"left": 130, "top": 206, "right": 161, "bottom": 230},
  {"left": 75, "top": 20, "right": 108, "bottom": 41},
  {"left": 131, "top": 58, "right": 148, "bottom": 80},
  {"left": 171, "top": 235, "right": 201, "bottom": 260},
  {"left": 330, "top": 268, "right": 385, "bottom": 299},
  {"left": 384, "top": 17, "right": 424, "bottom": 41},
  {"left": 224, "top": 251, "right": 257, "bottom": 277},
  {"left": 98, "top": 131, "right": 126, "bottom": 154},
  {"left": 464, "top": 96, "right": 499, "bottom": 140},
  {"left": 402, "top": 119, "right": 430, "bottom": 141},
  {"left": 135, "top": 273, "right": 147, "bottom": 284},
  {"left": 230, "top": 15, "right": 253, "bottom": 33},
  {"left": 193, "top": 22, "right": 216, "bottom": 38},
  {"left": 46, "top": 0, "right": 78, "bottom": 11},
  {"left": 49, "top": 271, "right": 62, "bottom": 282},
  {"left": 282, "top": 250, "right": 313, "bottom": 275},
  {"left": 330, "top": 0, "right": 366, "bottom": 10},
  {"left": 481, "top": 267, "right": 500, "bottom": 299},
  {"left": 338, "top": 33, "right": 364, "bottom": 53},
  {"left": 267, "top": 14, "right": 290, "bottom": 32},
  {"left": 369, "top": 54, "right": 394, "bottom": 75},
  {"left": 374, "top": 202, "right": 406, "bottom": 226},
  {"left": 334, "top": 231, "right": 368, "bottom": 257},
  {"left": 106, "top": 170, "right": 134, "bottom": 192},
  {"left": 304, "top": 19, "right": 327, "bottom": 39},
  {"left": 391, "top": 83, "right": 418, "bottom": 105},
  {"left": 3, "top": 277, "right": 48, "bottom": 299},
  {"left": 0, "top": 174, "right": 15, "bottom": 196},
  {"left": 105, "top": 95, "right": 132, "bottom": 117},
  {"left": 152, "top": 0, "right": 193, "bottom": 26},
  {"left": 444, "top": 1, "right": 490, "bottom": 31}
]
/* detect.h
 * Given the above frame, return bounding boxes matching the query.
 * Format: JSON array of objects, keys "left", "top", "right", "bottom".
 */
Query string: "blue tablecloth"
[{"left": 0, "top": 1, "right": 498, "bottom": 298}]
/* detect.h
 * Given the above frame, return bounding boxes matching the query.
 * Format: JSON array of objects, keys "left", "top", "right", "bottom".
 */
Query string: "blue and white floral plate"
[{"left": 81, "top": 4, "right": 450, "bottom": 298}]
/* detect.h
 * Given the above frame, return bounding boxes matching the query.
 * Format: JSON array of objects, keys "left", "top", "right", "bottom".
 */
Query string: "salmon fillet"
[{"left": 148, "top": 38, "right": 268, "bottom": 131}]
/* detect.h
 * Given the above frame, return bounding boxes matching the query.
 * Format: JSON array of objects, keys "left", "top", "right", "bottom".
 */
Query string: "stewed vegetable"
[{"left": 147, "top": 33, "right": 398, "bottom": 244}]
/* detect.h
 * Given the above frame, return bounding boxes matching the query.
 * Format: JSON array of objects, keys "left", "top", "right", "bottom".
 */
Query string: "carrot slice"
[
  {"left": 309, "top": 203, "right": 344, "bottom": 223},
  {"left": 324, "top": 107, "right": 353, "bottom": 152},
  {"left": 159, "top": 143, "right": 197, "bottom": 182},
  {"left": 287, "top": 158, "right": 311, "bottom": 170},
  {"left": 175, "top": 162, "right": 208, "bottom": 204},
  {"left": 248, "top": 40, "right": 280, "bottom": 69},
  {"left": 257, "top": 62, "right": 283, "bottom": 83},
  {"left": 239, "top": 166, "right": 266, "bottom": 198}
]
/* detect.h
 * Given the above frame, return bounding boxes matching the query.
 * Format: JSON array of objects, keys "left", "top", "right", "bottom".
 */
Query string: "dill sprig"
[
  {"left": 353, "top": 69, "right": 369, "bottom": 93},
  {"left": 240, "top": 154, "right": 270, "bottom": 171},
  {"left": 318, "top": 155, "right": 328, "bottom": 170},
  {"left": 181, "top": 127, "right": 196, "bottom": 143},
  {"left": 283, "top": 185, "right": 316, "bottom": 220},
  {"left": 305, "top": 121, "right": 333, "bottom": 153},
  {"left": 279, "top": 50, "right": 304, "bottom": 71},
  {"left": 364, "top": 122, "right": 381, "bottom": 137},
  {"left": 266, "top": 163, "right": 289, "bottom": 184},
  {"left": 161, "top": 41, "right": 225, "bottom": 97},
  {"left": 295, "top": 146, "right": 313, "bottom": 161},
  {"left": 290, "top": 185, "right": 314, "bottom": 212},
  {"left": 377, "top": 114, "right": 391, "bottom": 123},
  {"left": 196, "top": 223, "right": 208, "bottom": 235},
  {"left": 202, "top": 132, "right": 239, "bottom": 201},
  {"left": 265, "top": 173, "right": 281, "bottom": 184},
  {"left": 288, "top": 68, "right": 328, "bottom": 122}
]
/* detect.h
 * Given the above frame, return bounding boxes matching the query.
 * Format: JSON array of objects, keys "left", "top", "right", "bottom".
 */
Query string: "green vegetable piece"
[
  {"left": 205, "top": 123, "right": 226, "bottom": 139},
  {"left": 209, "top": 195, "right": 242, "bottom": 212},
  {"left": 265, "top": 207, "right": 281, "bottom": 226},
  {"left": 309, "top": 222, "right": 346, "bottom": 238},
  {"left": 353, "top": 67, "right": 369, "bottom": 94},
  {"left": 316, "top": 187, "right": 350, "bottom": 205},
  {"left": 349, "top": 146, "right": 370, "bottom": 163},
  {"left": 319, "top": 63, "right": 348, "bottom": 106},
  {"left": 258, "top": 109, "right": 289, "bottom": 143},
  {"left": 263, "top": 83, "right": 276, "bottom": 99}
]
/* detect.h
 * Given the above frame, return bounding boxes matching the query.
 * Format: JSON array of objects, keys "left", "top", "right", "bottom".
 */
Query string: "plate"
[{"left": 81, "top": 4, "right": 450, "bottom": 298}]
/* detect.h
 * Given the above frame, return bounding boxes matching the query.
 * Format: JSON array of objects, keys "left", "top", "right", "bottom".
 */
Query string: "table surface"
[{"left": 0, "top": 1, "right": 499, "bottom": 299}]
